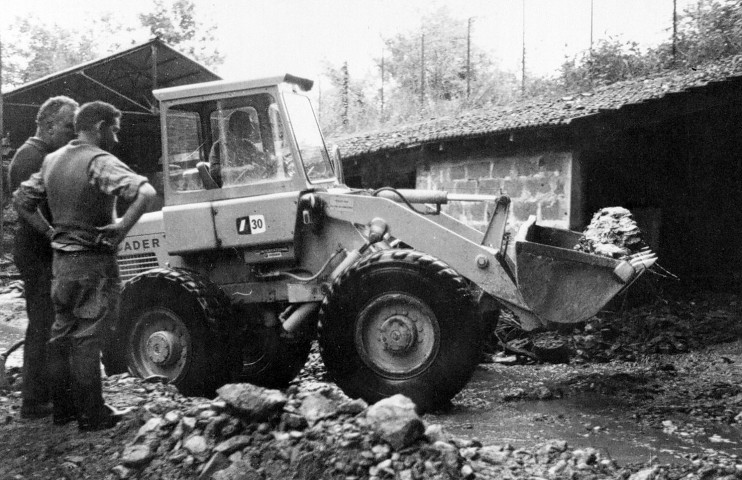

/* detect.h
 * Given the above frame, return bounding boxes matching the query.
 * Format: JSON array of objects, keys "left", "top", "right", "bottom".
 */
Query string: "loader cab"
[
  {"left": 154, "top": 74, "right": 337, "bottom": 206},
  {"left": 153, "top": 75, "right": 337, "bottom": 257}
]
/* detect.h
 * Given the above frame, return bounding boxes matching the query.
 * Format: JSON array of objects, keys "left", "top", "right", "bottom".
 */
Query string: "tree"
[
  {"left": 672, "top": 0, "right": 742, "bottom": 66},
  {"left": 554, "top": 0, "right": 742, "bottom": 93},
  {"left": 318, "top": 62, "right": 376, "bottom": 136},
  {"left": 1, "top": 16, "right": 106, "bottom": 88},
  {"left": 138, "top": 0, "right": 223, "bottom": 68},
  {"left": 557, "top": 36, "right": 665, "bottom": 92}
]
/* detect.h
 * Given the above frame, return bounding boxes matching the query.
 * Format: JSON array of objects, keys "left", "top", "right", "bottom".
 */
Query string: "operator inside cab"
[{"left": 208, "top": 109, "right": 270, "bottom": 187}]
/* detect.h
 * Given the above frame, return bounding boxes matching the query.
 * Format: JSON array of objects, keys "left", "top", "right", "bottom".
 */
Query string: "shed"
[
  {"left": 2, "top": 37, "right": 221, "bottom": 204},
  {"left": 333, "top": 57, "right": 742, "bottom": 287}
]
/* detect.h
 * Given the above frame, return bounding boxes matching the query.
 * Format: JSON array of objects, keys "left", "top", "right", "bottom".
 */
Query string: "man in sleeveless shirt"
[
  {"left": 14, "top": 101, "right": 156, "bottom": 431},
  {"left": 8, "top": 96, "right": 78, "bottom": 419}
]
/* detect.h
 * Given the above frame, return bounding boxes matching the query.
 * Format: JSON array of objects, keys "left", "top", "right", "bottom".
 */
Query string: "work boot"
[
  {"left": 78, "top": 404, "right": 127, "bottom": 432},
  {"left": 52, "top": 389, "right": 76, "bottom": 426},
  {"left": 20, "top": 401, "right": 53, "bottom": 419}
]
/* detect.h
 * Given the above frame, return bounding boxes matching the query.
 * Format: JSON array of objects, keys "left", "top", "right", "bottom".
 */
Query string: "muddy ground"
[{"left": 0, "top": 266, "right": 741, "bottom": 479}]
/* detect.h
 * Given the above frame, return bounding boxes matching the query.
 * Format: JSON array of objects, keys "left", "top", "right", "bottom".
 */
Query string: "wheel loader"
[{"left": 103, "top": 74, "right": 657, "bottom": 412}]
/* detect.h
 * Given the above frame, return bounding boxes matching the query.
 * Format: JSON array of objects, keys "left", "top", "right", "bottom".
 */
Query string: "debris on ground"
[
  {"left": 0, "top": 268, "right": 741, "bottom": 478},
  {"left": 574, "top": 206, "right": 644, "bottom": 259}
]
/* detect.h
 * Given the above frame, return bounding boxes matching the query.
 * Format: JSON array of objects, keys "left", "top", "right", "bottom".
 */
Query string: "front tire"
[{"left": 319, "top": 249, "right": 483, "bottom": 412}]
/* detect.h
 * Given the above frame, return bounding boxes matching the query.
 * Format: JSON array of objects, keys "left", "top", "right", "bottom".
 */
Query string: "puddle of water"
[
  {"left": 425, "top": 368, "right": 742, "bottom": 464},
  {"left": 0, "top": 322, "right": 25, "bottom": 368}
]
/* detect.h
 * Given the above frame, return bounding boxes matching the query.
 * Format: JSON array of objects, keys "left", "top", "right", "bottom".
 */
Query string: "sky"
[{"left": 1, "top": 0, "right": 697, "bottom": 84}]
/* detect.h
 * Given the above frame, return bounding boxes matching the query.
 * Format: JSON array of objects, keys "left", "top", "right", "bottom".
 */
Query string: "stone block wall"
[{"left": 416, "top": 151, "right": 572, "bottom": 234}]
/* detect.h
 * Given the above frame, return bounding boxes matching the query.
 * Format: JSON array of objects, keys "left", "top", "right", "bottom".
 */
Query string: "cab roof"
[{"left": 153, "top": 74, "right": 314, "bottom": 102}]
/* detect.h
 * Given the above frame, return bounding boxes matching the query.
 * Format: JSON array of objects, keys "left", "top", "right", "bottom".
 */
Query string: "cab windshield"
[
  {"left": 282, "top": 92, "right": 335, "bottom": 183},
  {"left": 163, "top": 92, "right": 295, "bottom": 192}
]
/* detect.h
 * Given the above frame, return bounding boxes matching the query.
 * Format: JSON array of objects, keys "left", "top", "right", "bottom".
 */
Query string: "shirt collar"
[{"left": 25, "top": 137, "right": 51, "bottom": 154}]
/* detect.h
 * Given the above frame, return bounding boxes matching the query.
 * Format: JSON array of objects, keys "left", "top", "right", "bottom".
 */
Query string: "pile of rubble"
[
  {"left": 107, "top": 378, "right": 644, "bottom": 480},
  {"left": 574, "top": 206, "right": 644, "bottom": 259}
]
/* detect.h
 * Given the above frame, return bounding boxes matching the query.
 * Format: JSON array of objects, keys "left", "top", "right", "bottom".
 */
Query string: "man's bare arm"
[
  {"left": 12, "top": 171, "right": 54, "bottom": 239},
  {"left": 96, "top": 182, "right": 157, "bottom": 247}
]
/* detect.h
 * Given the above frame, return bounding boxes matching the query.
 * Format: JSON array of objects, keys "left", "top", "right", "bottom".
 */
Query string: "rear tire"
[
  {"left": 104, "top": 269, "right": 236, "bottom": 397},
  {"left": 319, "top": 249, "right": 483, "bottom": 412}
]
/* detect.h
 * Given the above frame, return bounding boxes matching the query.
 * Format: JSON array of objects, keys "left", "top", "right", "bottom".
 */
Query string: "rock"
[
  {"left": 214, "top": 435, "right": 252, "bottom": 454},
  {"left": 198, "top": 452, "right": 230, "bottom": 480},
  {"left": 64, "top": 455, "right": 85, "bottom": 464},
  {"left": 281, "top": 412, "right": 308, "bottom": 430},
  {"left": 181, "top": 416, "right": 197, "bottom": 432},
  {"left": 212, "top": 459, "right": 263, "bottom": 480},
  {"left": 337, "top": 398, "right": 368, "bottom": 415},
  {"left": 228, "top": 451, "right": 242, "bottom": 462},
  {"left": 478, "top": 445, "right": 511, "bottom": 465},
  {"left": 372, "top": 444, "right": 391, "bottom": 460},
  {"left": 120, "top": 444, "right": 154, "bottom": 468},
  {"left": 365, "top": 394, "right": 425, "bottom": 450},
  {"left": 111, "top": 464, "right": 135, "bottom": 479},
  {"left": 459, "top": 447, "right": 478, "bottom": 460},
  {"left": 164, "top": 410, "right": 182, "bottom": 424},
  {"left": 461, "top": 463, "right": 474, "bottom": 478},
  {"left": 135, "top": 417, "right": 164, "bottom": 440},
  {"left": 424, "top": 424, "right": 448, "bottom": 443},
  {"left": 549, "top": 459, "right": 568, "bottom": 476},
  {"left": 502, "top": 388, "right": 526, "bottom": 401},
  {"left": 298, "top": 391, "right": 338, "bottom": 425},
  {"left": 183, "top": 435, "right": 209, "bottom": 456},
  {"left": 571, "top": 447, "right": 597, "bottom": 466},
  {"left": 398, "top": 468, "right": 413, "bottom": 480},
  {"left": 433, "top": 441, "right": 457, "bottom": 453},
  {"left": 216, "top": 383, "right": 287, "bottom": 421},
  {"left": 629, "top": 466, "right": 660, "bottom": 480}
]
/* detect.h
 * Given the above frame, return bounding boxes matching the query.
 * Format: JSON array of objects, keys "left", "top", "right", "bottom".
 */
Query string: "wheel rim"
[
  {"left": 355, "top": 292, "right": 440, "bottom": 379},
  {"left": 128, "top": 307, "right": 191, "bottom": 382}
]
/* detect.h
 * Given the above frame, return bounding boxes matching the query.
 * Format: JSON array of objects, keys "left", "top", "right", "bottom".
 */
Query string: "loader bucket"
[{"left": 514, "top": 221, "right": 656, "bottom": 324}]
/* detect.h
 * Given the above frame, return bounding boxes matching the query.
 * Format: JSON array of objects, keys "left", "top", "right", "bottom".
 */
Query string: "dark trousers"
[
  {"left": 16, "top": 257, "right": 54, "bottom": 407},
  {"left": 48, "top": 252, "right": 120, "bottom": 421}
]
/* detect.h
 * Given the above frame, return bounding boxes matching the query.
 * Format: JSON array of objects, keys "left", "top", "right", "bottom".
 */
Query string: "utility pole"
[
  {"left": 589, "top": 0, "right": 594, "bottom": 86},
  {"left": 380, "top": 43, "right": 385, "bottom": 119},
  {"left": 420, "top": 32, "right": 425, "bottom": 109},
  {"left": 521, "top": 0, "right": 526, "bottom": 96},
  {"left": 0, "top": 35, "right": 4, "bottom": 253},
  {"left": 317, "top": 79, "right": 322, "bottom": 123},
  {"left": 466, "top": 17, "right": 472, "bottom": 100},
  {"left": 672, "top": 0, "right": 677, "bottom": 65}
]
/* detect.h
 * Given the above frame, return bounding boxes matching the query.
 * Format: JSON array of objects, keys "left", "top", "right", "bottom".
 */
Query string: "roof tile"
[{"left": 333, "top": 55, "right": 742, "bottom": 158}]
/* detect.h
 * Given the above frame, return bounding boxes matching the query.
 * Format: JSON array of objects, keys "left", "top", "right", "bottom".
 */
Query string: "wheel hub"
[
  {"left": 356, "top": 292, "right": 440, "bottom": 378},
  {"left": 379, "top": 315, "right": 417, "bottom": 354},
  {"left": 145, "top": 331, "right": 182, "bottom": 366}
]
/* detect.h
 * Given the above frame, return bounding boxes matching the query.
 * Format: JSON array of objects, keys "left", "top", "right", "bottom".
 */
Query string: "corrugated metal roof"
[
  {"left": 333, "top": 56, "right": 742, "bottom": 158},
  {"left": 4, "top": 37, "right": 220, "bottom": 115}
]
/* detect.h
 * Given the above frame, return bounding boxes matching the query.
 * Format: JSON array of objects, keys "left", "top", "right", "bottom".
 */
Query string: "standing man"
[
  {"left": 14, "top": 101, "right": 156, "bottom": 431},
  {"left": 8, "top": 96, "right": 78, "bottom": 419}
]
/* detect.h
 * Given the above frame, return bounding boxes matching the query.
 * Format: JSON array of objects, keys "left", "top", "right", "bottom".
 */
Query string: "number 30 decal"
[{"left": 236, "top": 215, "right": 267, "bottom": 235}]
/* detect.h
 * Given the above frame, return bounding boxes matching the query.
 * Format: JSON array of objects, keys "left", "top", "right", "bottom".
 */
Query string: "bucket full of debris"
[{"left": 513, "top": 208, "right": 656, "bottom": 325}]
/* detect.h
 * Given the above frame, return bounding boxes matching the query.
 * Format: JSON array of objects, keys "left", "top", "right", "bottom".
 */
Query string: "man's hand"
[{"left": 95, "top": 222, "right": 128, "bottom": 249}]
